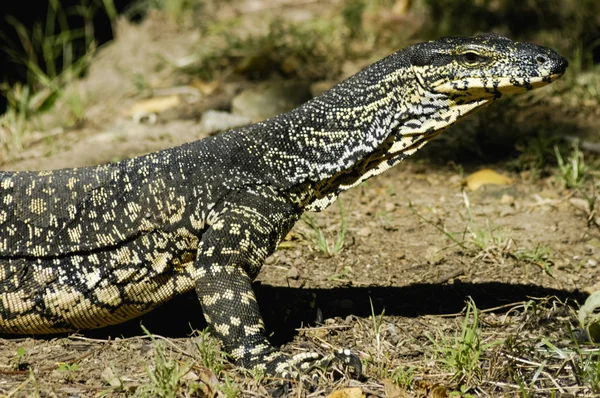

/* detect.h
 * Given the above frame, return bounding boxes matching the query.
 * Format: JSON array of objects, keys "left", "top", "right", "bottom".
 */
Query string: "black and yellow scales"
[{"left": 0, "top": 34, "right": 567, "bottom": 378}]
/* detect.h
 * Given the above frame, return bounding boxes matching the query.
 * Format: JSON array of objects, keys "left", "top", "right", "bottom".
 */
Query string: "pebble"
[
  {"left": 231, "top": 80, "right": 311, "bottom": 121},
  {"left": 199, "top": 110, "right": 251, "bottom": 135}
]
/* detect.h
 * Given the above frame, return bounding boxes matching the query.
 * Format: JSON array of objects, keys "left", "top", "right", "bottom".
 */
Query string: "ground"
[{"left": 1, "top": 1, "right": 600, "bottom": 397}]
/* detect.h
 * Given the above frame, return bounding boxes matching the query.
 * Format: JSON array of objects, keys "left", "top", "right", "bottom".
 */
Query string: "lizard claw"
[
  {"left": 281, "top": 348, "right": 362, "bottom": 380},
  {"left": 334, "top": 348, "right": 362, "bottom": 378},
  {"left": 255, "top": 347, "right": 362, "bottom": 381},
  {"left": 266, "top": 349, "right": 362, "bottom": 396}
]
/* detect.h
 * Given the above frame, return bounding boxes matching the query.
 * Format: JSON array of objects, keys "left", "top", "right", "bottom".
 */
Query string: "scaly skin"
[{"left": 0, "top": 33, "right": 567, "bottom": 377}]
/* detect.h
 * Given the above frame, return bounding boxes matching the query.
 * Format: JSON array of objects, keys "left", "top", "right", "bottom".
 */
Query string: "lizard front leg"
[
  {"left": 194, "top": 187, "right": 359, "bottom": 378},
  {"left": 196, "top": 254, "right": 320, "bottom": 376}
]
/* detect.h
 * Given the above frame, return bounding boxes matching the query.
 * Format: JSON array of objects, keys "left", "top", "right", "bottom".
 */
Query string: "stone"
[
  {"left": 231, "top": 80, "right": 311, "bottom": 121},
  {"left": 199, "top": 110, "right": 251, "bottom": 135}
]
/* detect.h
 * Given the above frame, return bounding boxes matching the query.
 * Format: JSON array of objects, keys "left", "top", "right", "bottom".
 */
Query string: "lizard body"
[{"left": 0, "top": 34, "right": 567, "bottom": 375}]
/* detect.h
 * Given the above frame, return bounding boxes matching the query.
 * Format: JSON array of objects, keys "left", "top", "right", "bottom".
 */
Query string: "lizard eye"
[{"left": 458, "top": 51, "right": 485, "bottom": 66}]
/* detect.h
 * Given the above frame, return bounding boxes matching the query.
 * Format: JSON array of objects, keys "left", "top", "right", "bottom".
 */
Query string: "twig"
[
  {"left": 438, "top": 300, "right": 529, "bottom": 318},
  {"left": 408, "top": 202, "right": 469, "bottom": 251},
  {"left": 296, "top": 324, "right": 352, "bottom": 332},
  {"left": 541, "top": 370, "right": 566, "bottom": 393},
  {"left": 69, "top": 333, "right": 193, "bottom": 358},
  {"left": 238, "top": 0, "right": 324, "bottom": 14},
  {"left": 432, "top": 268, "right": 465, "bottom": 284}
]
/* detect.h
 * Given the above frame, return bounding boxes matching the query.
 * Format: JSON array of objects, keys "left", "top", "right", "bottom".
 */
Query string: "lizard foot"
[
  {"left": 249, "top": 348, "right": 362, "bottom": 381},
  {"left": 261, "top": 349, "right": 361, "bottom": 396}
]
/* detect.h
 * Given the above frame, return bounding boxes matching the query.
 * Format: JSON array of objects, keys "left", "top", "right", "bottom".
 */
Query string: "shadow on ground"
[
  {"left": 416, "top": 103, "right": 585, "bottom": 166},
  {"left": 65, "top": 282, "right": 588, "bottom": 344}
]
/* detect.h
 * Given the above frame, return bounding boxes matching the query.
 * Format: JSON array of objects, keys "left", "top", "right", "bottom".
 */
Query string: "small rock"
[
  {"left": 231, "top": 80, "right": 312, "bottom": 121},
  {"left": 499, "top": 206, "right": 516, "bottom": 217},
  {"left": 425, "top": 246, "right": 445, "bottom": 265},
  {"left": 570, "top": 197, "right": 591, "bottom": 214},
  {"left": 140, "top": 343, "right": 153, "bottom": 354},
  {"left": 287, "top": 266, "right": 299, "bottom": 280},
  {"left": 292, "top": 258, "right": 304, "bottom": 268},
  {"left": 500, "top": 194, "right": 515, "bottom": 205},
  {"left": 356, "top": 227, "right": 371, "bottom": 236},
  {"left": 384, "top": 201, "right": 396, "bottom": 212},
  {"left": 386, "top": 324, "right": 400, "bottom": 345},
  {"left": 182, "top": 370, "right": 200, "bottom": 381},
  {"left": 101, "top": 366, "right": 122, "bottom": 387},
  {"left": 199, "top": 110, "right": 251, "bottom": 135}
]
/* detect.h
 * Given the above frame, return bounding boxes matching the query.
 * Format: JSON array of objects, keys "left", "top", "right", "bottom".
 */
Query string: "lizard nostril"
[{"left": 536, "top": 55, "right": 547, "bottom": 65}]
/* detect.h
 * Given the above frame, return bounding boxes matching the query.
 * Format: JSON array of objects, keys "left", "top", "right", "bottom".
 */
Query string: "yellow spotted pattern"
[{"left": 0, "top": 34, "right": 566, "bottom": 377}]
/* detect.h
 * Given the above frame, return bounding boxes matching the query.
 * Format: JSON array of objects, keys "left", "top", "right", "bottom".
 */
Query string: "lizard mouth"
[{"left": 529, "top": 72, "right": 565, "bottom": 89}]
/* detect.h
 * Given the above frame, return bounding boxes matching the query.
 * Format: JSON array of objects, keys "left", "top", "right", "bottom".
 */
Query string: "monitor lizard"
[{"left": 0, "top": 33, "right": 567, "bottom": 378}]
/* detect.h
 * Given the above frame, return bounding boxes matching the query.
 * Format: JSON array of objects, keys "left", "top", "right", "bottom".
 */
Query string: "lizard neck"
[
  {"left": 287, "top": 68, "right": 495, "bottom": 212},
  {"left": 228, "top": 52, "right": 413, "bottom": 202}
]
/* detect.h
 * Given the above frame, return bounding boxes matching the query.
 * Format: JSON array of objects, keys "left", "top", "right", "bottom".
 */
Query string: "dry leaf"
[
  {"left": 191, "top": 79, "right": 219, "bottom": 96},
  {"left": 287, "top": 266, "right": 299, "bottom": 280},
  {"left": 129, "top": 95, "right": 181, "bottom": 119},
  {"left": 570, "top": 197, "right": 591, "bottom": 214},
  {"left": 383, "top": 379, "right": 413, "bottom": 397},
  {"left": 431, "top": 385, "right": 450, "bottom": 398},
  {"left": 182, "top": 370, "right": 199, "bottom": 381},
  {"left": 465, "top": 169, "right": 513, "bottom": 191},
  {"left": 101, "top": 366, "right": 122, "bottom": 387},
  {"left": 195, "top": 366, "right": 219, "bottom": 396},
  {"left": 500, "top": 194, "right": 515, "bottom": 205},
  {"left": 414, "top": 381, "right": 451, "bottom": 397},
  {"left": 326, "top": 387, "right": 365, "bottom": 398}
]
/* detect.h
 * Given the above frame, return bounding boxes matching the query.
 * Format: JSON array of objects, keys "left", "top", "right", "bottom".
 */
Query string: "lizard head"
[
  {"left": 410, "top": 33, "right": 568, "bottom": 101},
  {"left": 382, "top": 33, "right": 568, "bottom": 156}
]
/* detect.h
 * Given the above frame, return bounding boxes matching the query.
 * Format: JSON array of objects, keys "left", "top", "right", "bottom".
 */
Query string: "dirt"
[{"left": 1, "top": 5, "right": 600, "bottom": 398}]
